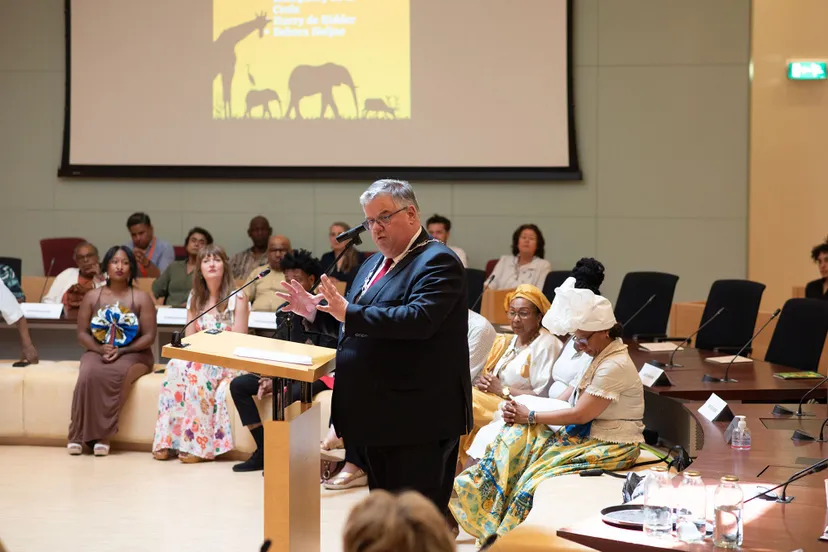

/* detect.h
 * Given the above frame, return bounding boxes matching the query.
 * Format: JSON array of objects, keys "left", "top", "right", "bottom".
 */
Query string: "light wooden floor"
[{"left": 0, "top": 446, "right": 477, "bottom": 552}]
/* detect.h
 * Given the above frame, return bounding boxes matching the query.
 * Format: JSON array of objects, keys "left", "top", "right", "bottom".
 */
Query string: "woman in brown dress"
[{"left": 68, "top": 246, "right": 157, "bottom": 456}]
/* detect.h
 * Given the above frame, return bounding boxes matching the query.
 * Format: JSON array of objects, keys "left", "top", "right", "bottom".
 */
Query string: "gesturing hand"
[
  {"left": 316, "top": 274, "right": 349, "bottom": 323},
  {"left": 276, "top": 280, "right": 324, "bottom": 322},
  {"left": 257, "top": 378, "right": 273, "bottom": 400},
  {"left": 502, "top": 401, "right": 530, "bottom": 425}
]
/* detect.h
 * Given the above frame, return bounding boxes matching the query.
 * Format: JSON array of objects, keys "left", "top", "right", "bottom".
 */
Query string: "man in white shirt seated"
[
  {"left": 468, "top": 309, "right": 497, "bottom": 381},
  {"left": 43, "top": 242, "right": 105, "bottom": 309},
  {"left": 0, "top": 279, "right": 38, "bottom": 366},
  {"left": 426, "top": 214, "right": 468, "bottom": 268}
]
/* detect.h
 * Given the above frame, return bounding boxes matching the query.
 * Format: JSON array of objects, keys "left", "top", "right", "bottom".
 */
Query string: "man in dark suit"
[{"left": 277, "top": 179, "right": 472, "bottom": 516}]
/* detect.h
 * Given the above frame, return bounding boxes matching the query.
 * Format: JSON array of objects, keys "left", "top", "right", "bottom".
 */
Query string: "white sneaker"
[{"left": 67, "top": 443, "right": 82, "bottom": 456}]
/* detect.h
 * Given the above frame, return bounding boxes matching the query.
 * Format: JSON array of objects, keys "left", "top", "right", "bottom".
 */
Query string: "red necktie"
[{"left": 368, "top": 258, "right": 393, "bottom": 289}]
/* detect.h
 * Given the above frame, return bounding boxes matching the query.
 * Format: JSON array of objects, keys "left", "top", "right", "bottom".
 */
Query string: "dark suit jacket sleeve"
[
  {"left": 302, "top": 310, "right": 341, "bottom": 341},
  {"left": 343, "top": 251, "right": 465, "bottom": 340}
]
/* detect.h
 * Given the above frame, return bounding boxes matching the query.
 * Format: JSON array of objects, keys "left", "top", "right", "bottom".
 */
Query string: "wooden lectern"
[
  {"left": 163, "top": 330, "right": 336, "bottom": 552},
  {"left": 480, "top": 288, "right": 515, "bottom": 325}
]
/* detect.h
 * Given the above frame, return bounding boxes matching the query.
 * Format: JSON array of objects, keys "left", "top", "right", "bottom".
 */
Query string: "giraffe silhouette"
[{"left": 213, "top": 13, "right": 269, "bottom": 119}]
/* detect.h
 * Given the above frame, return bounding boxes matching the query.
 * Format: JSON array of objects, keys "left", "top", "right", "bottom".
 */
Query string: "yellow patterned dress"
[{"left": 451, "top": 339, "right": 645, "bottom": 542}]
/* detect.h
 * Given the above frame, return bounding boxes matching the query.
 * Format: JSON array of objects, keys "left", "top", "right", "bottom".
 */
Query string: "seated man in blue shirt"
[{"left": 124, "top": 212, "right": 175, "bottom": 278}]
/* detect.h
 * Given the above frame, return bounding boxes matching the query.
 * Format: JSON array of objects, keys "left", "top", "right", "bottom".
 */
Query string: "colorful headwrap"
[
  {"left": 504, "top": 284, "right": 552, "bottom": 316},
  {"left": 542, "top": 277, "right": 617, "bottom": 335},
  {"left": 91, "top": 302, "right": 139, "bottom": 346}
]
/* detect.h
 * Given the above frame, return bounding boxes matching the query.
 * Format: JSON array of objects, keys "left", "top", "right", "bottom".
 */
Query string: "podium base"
[{"left": 264, "top": 402, "right": 321, "bottom": 552}]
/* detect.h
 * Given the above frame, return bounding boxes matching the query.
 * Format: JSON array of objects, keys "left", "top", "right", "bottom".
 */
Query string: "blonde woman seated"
[
  {"left": 152, "top": 245, "right": 250, "bottom": 463},
  {"left": 450, "top": 277, "right": 645, "bottom": 543},
  {"left": 457, "top": 284, "right": 561, "bottom": 468}
]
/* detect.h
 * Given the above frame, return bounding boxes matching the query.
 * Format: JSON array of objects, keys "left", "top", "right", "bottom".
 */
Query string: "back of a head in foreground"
[{"left": 343, "top": 490, "right": 456, "bottom": 552}]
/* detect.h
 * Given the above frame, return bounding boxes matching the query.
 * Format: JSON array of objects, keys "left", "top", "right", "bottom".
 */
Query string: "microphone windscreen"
[{"left": 258, "top": 268, "right": 271, "bottom": 279}]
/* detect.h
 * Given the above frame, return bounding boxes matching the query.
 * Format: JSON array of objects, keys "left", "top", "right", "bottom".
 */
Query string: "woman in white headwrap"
[{"left": 450, "top": 277, "right": 645, "bottom": 543}]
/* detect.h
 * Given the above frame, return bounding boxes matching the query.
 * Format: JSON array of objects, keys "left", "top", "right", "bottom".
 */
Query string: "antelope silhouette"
[
  {"left": 362, "top": 96, "right": 399, "bottom": 119},
  {"left": 213, "top": 13, "right": 269, "bottom": 119}
]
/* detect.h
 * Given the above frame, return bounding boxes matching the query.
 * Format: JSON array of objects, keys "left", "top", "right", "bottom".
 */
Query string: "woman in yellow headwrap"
[{"left": 457, "top": 284, "right": 562, "bottom": 468}]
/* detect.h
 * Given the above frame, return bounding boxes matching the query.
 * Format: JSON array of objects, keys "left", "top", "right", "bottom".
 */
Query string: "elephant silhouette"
[
  {"left": 285, "top": 63, "right": 358, "bottom": 120},
  {"left": 245, "top": 89, "right": 283, "bottom": 119}
]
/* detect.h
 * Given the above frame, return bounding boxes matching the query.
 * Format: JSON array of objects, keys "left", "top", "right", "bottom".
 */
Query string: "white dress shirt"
[
  {"left": 468, "top": 310, "right": 497, "bottom": 380},
  {"left": 0, "top": 279, "right": 23, "bottom": 325}
]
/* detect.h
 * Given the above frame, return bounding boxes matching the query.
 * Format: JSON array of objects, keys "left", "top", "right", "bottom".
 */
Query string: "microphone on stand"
[
  {"left": 747, "top": 457, "right": 828, "bottom": 504},
  {"left": 650, "top": 307, "right": 725, "bottom": 369},
  {"left": 471, "top": 273, "right": 496, "bottom": 313},
  {"left": 773, "top": 374, "right": 828, "bottom": 417},
  {"left": 335, "top": 223, "right": 367, "bottom": 244},
  {"left": 170, "top": 268, "right": 271, "bottom": 348},
  {"left": 623, "top": 294, "right": 656, "bottom": 328},
  {"left": 38, "top": 257, "right": 55, "bottom": 302},
  {"left": 703, "top": 308, "right": 781, "bottom": 383}
]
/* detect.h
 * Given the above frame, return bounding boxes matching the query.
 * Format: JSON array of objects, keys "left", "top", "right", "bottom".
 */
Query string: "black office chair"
[
  {"left": 466, "top": 268, "right": 486, "bottom": 313},
  {"left": 765, "top": 298, "right": 828, "bottom": 372},
  {"left": 541, "top": 271, "right": 571, "bottom": 304},
  {"left": 0, "top": 257, "right": 22, "bottom": 280},
  {"left": 687, "top": 280, "right": 766, "bottom": 354},
  {"left": 614, "top": 272, "right": 679, "bottom": 340}
]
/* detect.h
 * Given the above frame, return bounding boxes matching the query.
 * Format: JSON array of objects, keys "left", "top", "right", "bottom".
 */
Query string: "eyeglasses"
[
  {"left": 572, "top": 332, "right": 595, "bottom": 346},
  {"left": 76, "top": 254, "right": 97, "bottom": 261},
  {"left": 507, "top": 309, "right": 534, "bottom": 320},
  {"left": 363, "top": 207, "right": 407, "bottom": 230}
]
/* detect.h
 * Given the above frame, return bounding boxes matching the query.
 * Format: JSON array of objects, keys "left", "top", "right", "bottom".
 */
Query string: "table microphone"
[
  {"left": 169, "top": 268, "right": 270, "bottom": 348},
  {"left": 773, "top": 374, "right": 828, "bottom": 417},
  {"left": 703, "top": 308, "right": 781, "bottom": 383},
  {"left": 471, "top": 273, "right": 496, "bottom": 312},
  {"left": 623, "top": 294, "right": 656, "bottom": 328},
  {"left": 791, "top": 416, "right": 828, "bottom": 442},
  {"left": 650, "top": 307, "right": 724, "bottom": 369},
  {"left": 38, "top": 257, "right": 55, "bottom": 302},
  {"left": 335, "top": 223, "right": 367, "bottom": 243},
  {"left": 746, "top": 456, "right": 828, "bottom": 504}
]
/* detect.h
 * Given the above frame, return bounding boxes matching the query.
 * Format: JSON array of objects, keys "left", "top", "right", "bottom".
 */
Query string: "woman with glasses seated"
[
  {"left": 450, "top": 277, "right": 644, "bottom": 544},
  {"left": 464, "top": 258, "right": 607, "bottom": 465},
  {"left": 456, "top": 284, "right": 561, "bottom": 469}
]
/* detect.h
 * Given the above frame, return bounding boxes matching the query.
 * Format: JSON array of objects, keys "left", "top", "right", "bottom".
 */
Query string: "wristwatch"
[{"left": 528, "top": 410, "right": 536, "bottom": 425}]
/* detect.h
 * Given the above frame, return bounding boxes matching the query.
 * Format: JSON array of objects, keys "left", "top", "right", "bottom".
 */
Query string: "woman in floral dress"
[{"left": 152, "top": 244, "right": 249, "bottom": 462}]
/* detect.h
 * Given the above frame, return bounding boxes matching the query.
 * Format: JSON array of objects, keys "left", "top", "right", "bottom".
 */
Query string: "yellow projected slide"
[{"left": 213, "top": 0, "right": 410, "bottom": 121}]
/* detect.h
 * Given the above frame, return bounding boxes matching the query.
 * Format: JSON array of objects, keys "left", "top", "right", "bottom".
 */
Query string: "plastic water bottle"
[
  {"left": 731, "top": 416, "right": 751, "bottom": 450},
  {"left": 713, "top": 475, "right": 744, "bottom": 548},
  {"left": 676, "top": 470, "right": 707, "bottom": 543},
  {"left": 643, "top": 465, "right": 673, "bottom": 538}
]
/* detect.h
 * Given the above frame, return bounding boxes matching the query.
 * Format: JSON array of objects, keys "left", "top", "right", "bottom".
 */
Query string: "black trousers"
[
  {"left": 229, "top": 374, "right": 329, "bottom": 427},
  {"left": 359, "top": 438, "right": 460, "bottom": 517}
]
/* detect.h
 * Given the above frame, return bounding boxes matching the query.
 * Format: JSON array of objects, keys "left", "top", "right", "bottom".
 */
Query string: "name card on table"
[
  {"left": 698, "top": 393, "right": 734, "bottom": 423},
  {"left": 638, "top": 363, "right": 673, "bottom": 387},
  {"left": 248, "top": 311, "right": 278, "bottom": 330},
  {"left": 20, "top": 303, "right": 63, "bottom": 320},
  {"left": 156, "top": 308, "right": 187, "bottom": 326}
]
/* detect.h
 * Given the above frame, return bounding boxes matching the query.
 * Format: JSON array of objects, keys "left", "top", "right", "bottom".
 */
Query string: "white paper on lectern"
[
  {"left": 156, "top": 308, "right": 187, "bottom": 326},
  {"left": 466, "top": 396, "right": 571, "bottom": 460},
  {"left": 705, "top": 355, "right": 752, "bottom": 364},
  {"left": 20, "top": 303, "right": 63, "bottom": 319},
  {"left": 639, "top": 363, "right": 665, "bottom": 387},
  {"left": 638, "top": 342, "right": 684, "bottom": 352},
  {"left": 248, "top": 311, "right": 278, "bottom": 330},
  {"left": 698, "top": 393, "right": 728, "bottom": 422},
  {"left": 233, "top": 346, "right": 313, "bottom": 366}
]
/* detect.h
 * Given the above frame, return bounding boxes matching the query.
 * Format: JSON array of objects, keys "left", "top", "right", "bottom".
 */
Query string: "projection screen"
[{"left": 60, "top": 0, "right": 580, "bottom": 180}]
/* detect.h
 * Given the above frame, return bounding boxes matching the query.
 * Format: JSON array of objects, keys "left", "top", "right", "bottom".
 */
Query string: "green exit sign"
[{"left": 788, "top": 61, "right": 827, "bottom": 80}]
